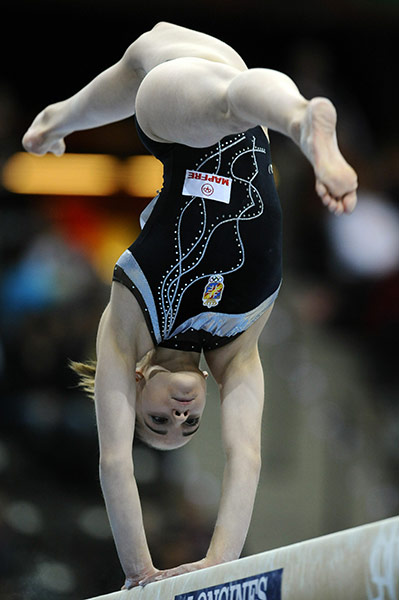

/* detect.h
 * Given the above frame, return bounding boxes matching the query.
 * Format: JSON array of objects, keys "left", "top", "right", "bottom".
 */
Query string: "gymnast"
[{"left": 22, "top": 22, "right": 358, "bottom": 590}]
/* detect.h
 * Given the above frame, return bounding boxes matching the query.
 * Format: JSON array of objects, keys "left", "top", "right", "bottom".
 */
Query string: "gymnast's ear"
[{"left": 135, "top": 370, "right": 145, "bottom": 383}]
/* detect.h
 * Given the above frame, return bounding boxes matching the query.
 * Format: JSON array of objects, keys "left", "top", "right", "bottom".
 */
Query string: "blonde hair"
[
  {"left": 136, "top": 349, "right": 156, "bottom": 372},
  {"left": 69, "top": 349, "right": 155, "bottom": 401},
  {"left": 69, "top": 359, "right": 96, "bottom": 400}
]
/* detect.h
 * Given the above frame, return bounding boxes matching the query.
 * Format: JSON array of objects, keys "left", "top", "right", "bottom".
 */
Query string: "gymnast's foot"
[
  {"left": 296, "top": 97, "right": 358, "bottom": 216},
  {"left": 22, "top": 103, "right": 66, "bottom": 156}
]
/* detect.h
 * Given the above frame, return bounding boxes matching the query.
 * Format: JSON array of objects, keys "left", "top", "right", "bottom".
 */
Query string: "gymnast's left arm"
[
  {"left": 205, "top": 346, "right": 264, "bottom": 563},
  {"left": 140, "top": 347, "right": 264, "bottom": 584}
]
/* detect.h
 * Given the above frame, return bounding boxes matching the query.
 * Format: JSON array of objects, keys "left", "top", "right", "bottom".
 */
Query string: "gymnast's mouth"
[{"left": 172, "top": 397, "right": 195, "bottom": 403}]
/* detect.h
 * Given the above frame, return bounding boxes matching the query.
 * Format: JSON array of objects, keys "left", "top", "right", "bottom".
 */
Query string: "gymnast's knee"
[
  {"left": 226, "top": 68, "right": 298, "bottom": 122},
  {"left": 225, "top": 70, "right": 262, "bottom": 125}
]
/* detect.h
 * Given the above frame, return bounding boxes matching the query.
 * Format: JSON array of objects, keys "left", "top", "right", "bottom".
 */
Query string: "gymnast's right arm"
[
  {"left": 21, "top": 35, "right": 147, "bottom": 156},
  {"left": 94, "top": 305, "right": 157, "bottom": 589}
]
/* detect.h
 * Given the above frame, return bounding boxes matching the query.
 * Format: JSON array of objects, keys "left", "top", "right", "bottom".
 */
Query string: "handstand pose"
[{"left": 23, "top": 22, "right": 358, "bottom": 591}]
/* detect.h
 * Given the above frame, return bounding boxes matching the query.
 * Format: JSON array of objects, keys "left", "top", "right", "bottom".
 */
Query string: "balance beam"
[{"left": 87, "top": 516, "right": 399, "bottom": 600}]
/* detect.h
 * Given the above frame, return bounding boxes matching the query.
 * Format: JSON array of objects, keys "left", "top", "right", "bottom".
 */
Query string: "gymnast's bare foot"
[
  {"left": 297, "top": 97, "right": 358, "bottom": 216},
  {"left": 22, "top": 104, "right": 66, "bottom": 156}
]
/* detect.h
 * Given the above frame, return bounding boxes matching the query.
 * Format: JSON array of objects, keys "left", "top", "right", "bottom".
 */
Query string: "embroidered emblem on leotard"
[{"left": 202, "top": 275, "right": 225, "bottom": 308}]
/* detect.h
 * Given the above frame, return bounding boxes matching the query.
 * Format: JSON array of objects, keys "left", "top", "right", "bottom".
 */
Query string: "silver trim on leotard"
[
  {"left": 168, "top": 282, "right": 281, "bottom": 340},
  {"left": 116, "top": 249, "right": 280, "bottom": 344},
  {"left": 116, "top": 250, "right": 162, "bottom": 344}
]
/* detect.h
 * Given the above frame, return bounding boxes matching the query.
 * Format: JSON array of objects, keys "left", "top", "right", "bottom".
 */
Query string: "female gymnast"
[{"left": 22, "top": 22, "right": 358, "bottom": 590}]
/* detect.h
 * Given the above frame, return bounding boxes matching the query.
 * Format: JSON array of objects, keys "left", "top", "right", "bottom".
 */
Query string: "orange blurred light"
[
  {"left": 2, "top": 153, "right": 121, "bottom": 196},
  {"left": 1, "top": 153, "right": 163, "bottom": 198},
  {"left": 122, "top": 155, "right": 163, "bottom": 198}
]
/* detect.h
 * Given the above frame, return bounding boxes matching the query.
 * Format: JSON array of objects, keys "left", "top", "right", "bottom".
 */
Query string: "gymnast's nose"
[{"left": 172, "top": 408, "right": 190, "bottom": 421}]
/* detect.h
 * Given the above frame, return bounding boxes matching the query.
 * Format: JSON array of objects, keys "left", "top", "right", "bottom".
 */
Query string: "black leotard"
[{"left": 113, "top": 117, "right": 282, "bottom": 352}]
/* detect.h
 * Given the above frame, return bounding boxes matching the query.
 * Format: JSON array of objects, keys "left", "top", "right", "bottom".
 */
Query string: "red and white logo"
[
  {"left": 182, "top": 170, "right": 232, "bottom": 204},
  {"left": 201, "top": 183, "right": 214, "bottom": 197}
]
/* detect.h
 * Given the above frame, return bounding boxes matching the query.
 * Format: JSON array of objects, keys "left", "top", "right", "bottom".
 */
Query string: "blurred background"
[{"left": 1, "top": 0, "right": 398, "bottom": 598}]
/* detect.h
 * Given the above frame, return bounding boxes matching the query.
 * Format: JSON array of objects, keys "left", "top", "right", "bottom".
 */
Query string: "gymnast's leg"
[
  {"left": 135, "top": 58, "right": 358, "bottom": 215},
  {"left": 227, "top": 69, "right": 358, "bottom": 214}
]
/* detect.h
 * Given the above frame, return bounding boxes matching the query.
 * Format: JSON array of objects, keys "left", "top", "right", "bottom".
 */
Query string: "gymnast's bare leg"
[
  {"left": 23, "top": 21, "right": 357, "bottom": 217},
  {"left": 134, "top": 60, "right": 357, "bottom": 216}
]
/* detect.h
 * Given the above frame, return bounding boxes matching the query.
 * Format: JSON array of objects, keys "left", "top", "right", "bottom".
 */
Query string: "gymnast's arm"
[
  {"left": 205, "top": 345, "right": 264, "bottom": 563},
  {"left": 140, "top": 342, "right": 264, "bottom": 584},
  {"left": 22, "top": 35, "right": 148, "bottom": 156},
  {"left": 95, "top": 304, "right": 156, "bottom": 589}
]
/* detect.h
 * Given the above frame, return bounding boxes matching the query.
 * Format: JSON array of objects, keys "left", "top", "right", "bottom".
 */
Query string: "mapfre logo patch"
[{"left": 182, "top": 170, "right": 232, "bottom": 204}]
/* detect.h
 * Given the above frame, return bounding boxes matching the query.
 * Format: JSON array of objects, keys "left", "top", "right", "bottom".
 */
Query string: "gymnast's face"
[{"left": 135, "top": 366, "right": 208, "bottom": 450}]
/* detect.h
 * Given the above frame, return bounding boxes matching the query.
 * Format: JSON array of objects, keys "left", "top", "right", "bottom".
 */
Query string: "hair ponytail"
[{"left": 69, "top": 359, "right": 96, "bottom": 400}]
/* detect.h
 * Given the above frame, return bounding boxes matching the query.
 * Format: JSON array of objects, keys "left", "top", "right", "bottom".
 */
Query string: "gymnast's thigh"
[{"left": 135, "top": 57, "right": 252, "bottom": 148}]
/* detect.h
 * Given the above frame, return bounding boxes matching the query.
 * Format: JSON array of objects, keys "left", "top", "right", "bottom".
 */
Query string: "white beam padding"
[{"left": 86, "top": 516, "right": 399, "bottom": 600}]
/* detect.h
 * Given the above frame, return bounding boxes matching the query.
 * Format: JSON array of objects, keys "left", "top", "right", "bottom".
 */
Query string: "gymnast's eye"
[
  {"left": 151, "top": 415, "right": 168, "bottom": 425},
  {"left": 185, "top": 417, "right": 200, "bottom": 427}
]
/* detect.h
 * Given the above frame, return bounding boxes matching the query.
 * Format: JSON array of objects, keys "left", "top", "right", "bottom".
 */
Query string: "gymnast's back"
[{"left": 126, "top": 22, "right": 248, "bottom": 76}]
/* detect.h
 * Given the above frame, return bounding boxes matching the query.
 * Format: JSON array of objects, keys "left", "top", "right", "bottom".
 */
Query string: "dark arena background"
[{"left": 1, "top": 1, "right": 398, "bottom": 598}]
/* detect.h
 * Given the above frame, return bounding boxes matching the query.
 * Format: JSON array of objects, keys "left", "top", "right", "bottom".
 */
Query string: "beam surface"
[{"left": 87, "top": 516, "right": 399, "bottom": 600}]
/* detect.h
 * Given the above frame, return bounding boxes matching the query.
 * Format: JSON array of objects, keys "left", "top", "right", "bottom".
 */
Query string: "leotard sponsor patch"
[{"left": 182, "top": 169, "right": 232, "bottom": 204}]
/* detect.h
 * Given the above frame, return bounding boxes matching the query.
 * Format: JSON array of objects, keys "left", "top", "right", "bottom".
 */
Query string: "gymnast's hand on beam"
[
  {"left": 137, "top": 558, "right": 216, "bottom": 586},
  {"left": 121, "top": 566, "right": 160, "bottom": 590}
]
